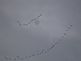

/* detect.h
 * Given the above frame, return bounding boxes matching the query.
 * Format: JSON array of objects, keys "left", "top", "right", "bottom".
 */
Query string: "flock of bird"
[
  {"left": 0, "top": 14, "right": 72, "bottom": 61},
  {"left": 17, "top": 14, "right": 42, "bottom": 27}
]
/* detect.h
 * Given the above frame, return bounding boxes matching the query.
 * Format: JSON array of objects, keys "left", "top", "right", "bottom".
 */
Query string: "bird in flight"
[{"left": 17, "top": 20, "right": 22, "bottom": 26}]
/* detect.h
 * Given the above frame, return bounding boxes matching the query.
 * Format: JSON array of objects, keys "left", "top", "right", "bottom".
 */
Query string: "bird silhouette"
[{"left": 17, "top": 20, "right": 22, "bottom": 26}]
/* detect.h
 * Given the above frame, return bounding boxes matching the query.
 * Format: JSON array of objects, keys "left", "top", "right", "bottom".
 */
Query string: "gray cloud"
[{"left": 0, "top": 0, "right": 81, "bottom": 61}]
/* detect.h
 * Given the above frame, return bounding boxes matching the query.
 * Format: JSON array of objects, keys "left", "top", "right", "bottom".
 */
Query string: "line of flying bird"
[
  {"left": 17, "top": 14, "right": 42, "bottom": 27},
  {"left": 1, "top": 14, "right": 73, "bottom": 61}
]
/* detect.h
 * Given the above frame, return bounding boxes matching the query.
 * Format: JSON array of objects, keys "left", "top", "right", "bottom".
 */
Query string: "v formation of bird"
[{"left": 17, "top": 14, "right": 42, "bottom": 27}]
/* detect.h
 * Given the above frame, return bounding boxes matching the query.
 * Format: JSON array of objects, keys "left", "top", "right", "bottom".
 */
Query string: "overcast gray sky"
[{"left": 0, "top": 0, "right": 81, "bottom": 61}]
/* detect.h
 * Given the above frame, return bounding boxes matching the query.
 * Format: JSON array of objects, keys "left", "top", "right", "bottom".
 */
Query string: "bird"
[
  {"left": 64, "top": 33, "right": 67, "bottom": 36},
  {"left": 34, "top": 20, "right": 40, "bottom": 25},
  {"left": 13, "top": 58, "right": 16, "bottom": 61},
  {"left": 24, "top": 56, "right": 28, "bottom": 59},
  {"left": 70, "top": 25, "right": 72, "bottom": 27},
  {"left": 36, "top": 49, "right": 45, "bottom": 56},
  {"left": 33, "top": 14, "right": 42, "bottom": 25},
  {"left": 31, "top": 54, "right": 36, "bottom": 57},
  {"left": 17, "top": 20, "right": 22, "bottom": 26},
  {"left": 28, "top": 56, "right": 32, "bottom": 58},
  {"left": 37, "top": 14, "right": 42, "bottom": 18}
]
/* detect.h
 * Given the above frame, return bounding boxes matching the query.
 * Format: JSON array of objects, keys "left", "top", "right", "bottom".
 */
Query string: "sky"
[{"left": 0, "top": 0, "right": 81, "bottom": 61}]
